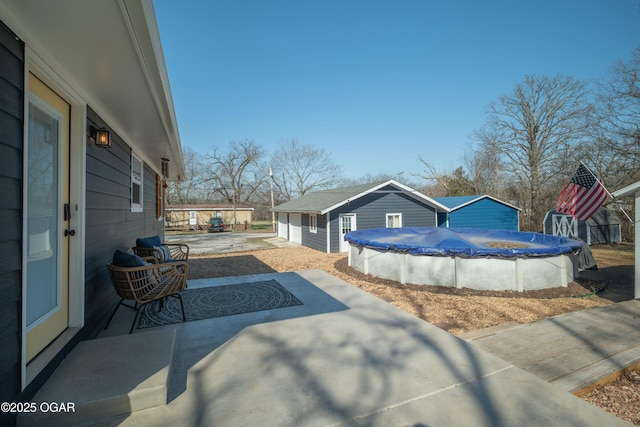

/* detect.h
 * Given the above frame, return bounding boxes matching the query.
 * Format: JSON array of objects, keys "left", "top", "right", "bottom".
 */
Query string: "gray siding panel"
[
  {"left": 84, "top": 108, "right": 164, "bottom": 331},
  {"left": 0, "top": 20, "right": 23, "bottom": 427},
  {"left": 329, "top": 191, "right": 437, "bottom": 253},
  {"left": 301, "top": 214, "right": 328, "bottom": 252}
]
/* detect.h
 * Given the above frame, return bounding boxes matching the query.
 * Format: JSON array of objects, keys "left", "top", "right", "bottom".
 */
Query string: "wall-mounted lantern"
[{"left": 90, "top": 126, "right": 111, "bottom": 148}]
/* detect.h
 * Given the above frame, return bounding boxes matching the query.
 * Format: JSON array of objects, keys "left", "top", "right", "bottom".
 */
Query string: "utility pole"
[{"left": 269, "top": 165, "right": 276, "bottom": 232}]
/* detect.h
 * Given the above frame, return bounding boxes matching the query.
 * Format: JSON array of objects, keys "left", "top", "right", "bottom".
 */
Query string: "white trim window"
[
  {"left": 309, "top": 214, "right": 317, "bottom": 233},
  {"left": 131, "top": 152, "right": 143, "bottom": 212},
  {"left": 386, "top": 213, "right": 402, "bottom": 228}
]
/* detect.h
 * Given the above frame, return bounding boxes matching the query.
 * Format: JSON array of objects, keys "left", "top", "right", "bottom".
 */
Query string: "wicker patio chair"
[
  {"left": 132, "top": 235, "right": 189, "bottom": 263},
  {"left": 105, "top": 259, "right": 189, "bottom": 333}
]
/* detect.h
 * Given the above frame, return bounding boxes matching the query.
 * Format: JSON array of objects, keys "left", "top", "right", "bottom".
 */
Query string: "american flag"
[{"left": 556, "top": 164, "right": 609, "bottom": 221}]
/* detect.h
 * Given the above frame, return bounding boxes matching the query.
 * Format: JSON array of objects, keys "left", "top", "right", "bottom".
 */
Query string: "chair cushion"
[
  {"left": 154, "top": 245, "right": 172, "bottom": 262},
  {"left": 136, "top": 235, "right": 162, "bottom": 248},
  {"left": 112, "top": 249, "right": 146, "bottom": 267}
]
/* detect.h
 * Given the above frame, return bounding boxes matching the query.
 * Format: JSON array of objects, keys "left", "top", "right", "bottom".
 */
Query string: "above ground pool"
[{"left": 345, "top": 227, "right": 583, "bottom": 291}]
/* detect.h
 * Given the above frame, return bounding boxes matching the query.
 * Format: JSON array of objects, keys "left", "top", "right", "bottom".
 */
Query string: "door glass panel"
[
  {"left": 341, "top": 216, "right": 352, "bottom": 234},
  {"left": 26, "top": 95, "right": 61, "bottom": 327}
]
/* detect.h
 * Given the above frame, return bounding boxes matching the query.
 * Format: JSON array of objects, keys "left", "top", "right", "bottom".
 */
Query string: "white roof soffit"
[{"left": 0, "top": 0, "right": 185, "bottom": 180}]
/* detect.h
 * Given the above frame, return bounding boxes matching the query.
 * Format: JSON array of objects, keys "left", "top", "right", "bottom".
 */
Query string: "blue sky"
[{"left": 154, "top": 1, "right": 639, "bottom": 181}]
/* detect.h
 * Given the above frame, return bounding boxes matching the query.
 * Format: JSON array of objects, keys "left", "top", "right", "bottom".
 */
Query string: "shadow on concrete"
[
  {"left": 166, "top": 272, "right": 350, "bottom": 404},
  {"left": 188, "top": 255, "right": 278, "bottom": 279}
]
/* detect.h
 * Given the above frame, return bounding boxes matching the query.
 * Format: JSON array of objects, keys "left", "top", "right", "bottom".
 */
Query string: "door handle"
[{"left": 64, "top": 229, "right": 76, "bottom": 237}]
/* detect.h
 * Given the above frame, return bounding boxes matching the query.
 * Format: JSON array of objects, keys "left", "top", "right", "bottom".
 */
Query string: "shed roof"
[
  {"left": 272, "top": 180, "right": 449, "bottom": 215},
  {"left": 587, "top": 207, "right": 622, "bottom": 226},
  {"left": 434, "top": 195, "right": 521, "bottom": 211}
]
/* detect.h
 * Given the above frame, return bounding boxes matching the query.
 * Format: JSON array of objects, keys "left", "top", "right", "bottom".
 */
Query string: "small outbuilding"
[
  {"left": 271, "top": 180, "right": 449, "bottom": 253},
  {"left": 165, "top": 204, "right": 254, "bottom": 230},
  {"left": 433, "top": 195, "right": 521, "bottom": 231},
  {"left": 542, "top": 207, "right": 622, "bottom": 245}
]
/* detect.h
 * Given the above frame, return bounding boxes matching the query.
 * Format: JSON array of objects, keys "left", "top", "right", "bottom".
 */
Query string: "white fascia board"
[
  {"left": 612, "top": 181, "right": 640, "bottom": 198},
  {"left": 119, "top": 0, "right": 185, "bottom": 180},
  {"left": 320, "top": 180, "right": 451, "bottom": 215},
  {"left": 449, "top": 195, "right": 522, "bottom": 212}
]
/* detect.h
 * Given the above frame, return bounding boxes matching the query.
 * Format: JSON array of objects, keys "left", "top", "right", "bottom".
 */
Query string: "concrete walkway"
[
  {"left": 23, "top": 270, "right": 631, "bottom": 426},
  {"left": 462, "top": 299, "right": 640, "bottom": 394}
]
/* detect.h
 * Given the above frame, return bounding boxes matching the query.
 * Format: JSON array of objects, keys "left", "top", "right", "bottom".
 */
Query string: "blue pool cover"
[{"left": 344, "top": 227, "right": 584, "bottom": 258}]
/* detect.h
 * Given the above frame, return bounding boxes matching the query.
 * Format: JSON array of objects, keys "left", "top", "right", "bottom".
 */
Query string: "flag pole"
[{"left": 579, "top": 161, "right": 634, "bottom": 224}]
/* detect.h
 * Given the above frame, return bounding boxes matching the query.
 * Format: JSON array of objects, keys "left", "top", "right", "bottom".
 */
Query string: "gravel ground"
[{"left": 188, "top": 241, "right": 638, "bottom": 424}]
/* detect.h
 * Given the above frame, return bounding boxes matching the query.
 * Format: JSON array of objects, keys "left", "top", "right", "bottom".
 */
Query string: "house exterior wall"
[
  {"left": 0, "top": 21, "right": 24, "bottom": 426},
  {"left": 328, "top": 190, "right": 437, "bottom": 253},
  {"left": 301, "top": 213, "right": 328, "bottom": 252},
  {"left": 85, "top": 108, "right": 164, "bottom": 327},
  {"left": 448, "top": 198, "right": 519, "bottom": 231}
]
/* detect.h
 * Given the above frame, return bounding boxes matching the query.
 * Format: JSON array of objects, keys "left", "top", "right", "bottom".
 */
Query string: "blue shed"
[{"left": 434, "top": 195, "right": 521, "bottom": 231}]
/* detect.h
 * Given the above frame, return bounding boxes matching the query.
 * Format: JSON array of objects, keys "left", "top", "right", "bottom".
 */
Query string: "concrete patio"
[{"left": 20, "top": 270, "right": 631, "bottom": 426}]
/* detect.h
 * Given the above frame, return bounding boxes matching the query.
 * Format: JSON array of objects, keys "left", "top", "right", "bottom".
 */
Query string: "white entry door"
[
  {"left": 25, "top": 73, "right": 71, "bottom": 362},
  {"left": 339, "top": 214, "right": 356, "bottom": 252}
]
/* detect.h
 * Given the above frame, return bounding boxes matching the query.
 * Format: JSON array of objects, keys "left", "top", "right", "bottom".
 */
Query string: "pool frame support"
[{"left": 348, "top": 243, "right": 578, "bottom": 292}]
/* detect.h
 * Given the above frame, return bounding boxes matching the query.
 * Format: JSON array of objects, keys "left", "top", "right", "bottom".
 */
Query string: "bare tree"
[
  {"left": 464, "top": 138, "right": 505, "bottom": 197},
  {"left": 205, "top": 139, "right": 267, "bottom": 228},
  {"left": 166, "top": 146, "right": 208, "bottom": 204},
  {"left": 595, "top": 45, "right": 640, "bottom": 179},
  {"left": 473, "top": 75, "right": 593, "bottom": 230},
  {"left": 270, "top": 138, "right": 343, "bottom": 201},
  {"left": 342, "top": 172, "right": 398, "bottom": 187},
  {"left": 415, "top": 156, "right": 474, "bottom": 197}
]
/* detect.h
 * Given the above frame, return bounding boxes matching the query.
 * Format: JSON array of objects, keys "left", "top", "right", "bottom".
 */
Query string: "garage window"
[
  {"left": 309, "top": 214, "right": 317, "bottom": 233},
  {"left": 386, "top": 213, "right": 402, "bottom": 228}
]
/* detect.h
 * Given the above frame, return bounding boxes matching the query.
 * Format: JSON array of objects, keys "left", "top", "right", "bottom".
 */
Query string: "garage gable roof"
[{"left": 272, "top": 180, "right": 449, "bottom": 215}]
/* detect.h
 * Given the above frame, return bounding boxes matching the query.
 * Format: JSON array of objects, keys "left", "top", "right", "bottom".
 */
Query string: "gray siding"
[
  {"left": 85, "top": 108, "right": 164, "bottom": 326},
  {"left": 329, "top": 189, "right": 437, "bottom": 253},
  {"left": 0, "top": 20, "right": 23, "bottom": 426},
  {"left": 301, "top": 213, "right": 328, "bottom": 252}
]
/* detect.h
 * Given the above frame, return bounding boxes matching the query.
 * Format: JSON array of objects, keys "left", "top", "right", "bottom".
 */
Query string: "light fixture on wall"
[
  {"left": 90, "top": 126, "right": 111, "bottom": 148},
  {"left": 161, "top": 157, "right": 170, "bottom": 179}
]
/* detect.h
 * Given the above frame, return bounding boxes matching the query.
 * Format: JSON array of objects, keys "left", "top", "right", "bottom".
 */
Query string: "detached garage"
[
  {"left": 271, "top": 180, "right": 449, "bottom": 253},
  {"left": 434, "top": 195, "right": 521, "bottom": 231}
]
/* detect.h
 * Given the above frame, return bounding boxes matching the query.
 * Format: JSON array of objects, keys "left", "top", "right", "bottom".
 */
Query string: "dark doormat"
[{"left": 137, "top": 280, "right": 303, "bottom": 329}]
